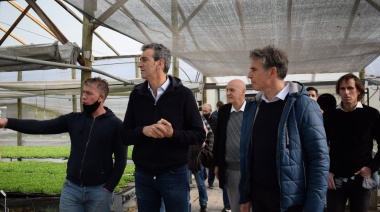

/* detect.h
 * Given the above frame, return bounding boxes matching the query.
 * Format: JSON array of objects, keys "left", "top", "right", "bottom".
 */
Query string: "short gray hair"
[
  {"left": 249, "top": 45, "right": 288, "bottom": 79},
  {"left": 203, "top": 103, "right": 212, "bottom": 111},
  {"left": 142, "top": 43, "right": 171, "bottom": 73}
]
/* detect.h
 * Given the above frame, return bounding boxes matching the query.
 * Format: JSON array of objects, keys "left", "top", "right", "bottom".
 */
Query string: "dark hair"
[
  {"left": 249, "top": 45, "right": 288, "bottom": 79},
  {"left": 83, "top": 77, "right": 109, "bottom": 99},
  {"left": 142, "top": 43, "right": 171, "bottom": 73},
  {"left": 335, "top": 73, "right": 364, "bottom": 102},
  {"left": 317, "top": 93, "right": 337, "bottom": 112},
  {"left": 306, "top": 87, "right": 318, "bottom": 95},
  {"left": 216, "top": 101, "right": 224, "bottom": 108}
]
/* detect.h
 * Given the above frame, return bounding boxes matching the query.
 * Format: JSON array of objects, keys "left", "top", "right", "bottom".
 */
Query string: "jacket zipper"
[
  {"left": 285, "top": 123, "right": 289, "bottom": 148},
  {"left": 278, "top": 102, "right": 290, "bottom": 211},
  {"left": 79, "top": 116, "right": 96, "bottom": 185}
]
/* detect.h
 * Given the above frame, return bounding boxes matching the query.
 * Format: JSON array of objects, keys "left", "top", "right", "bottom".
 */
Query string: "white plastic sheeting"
[
  {"left": 0, "top": 79, "right": 202, "bottom": 99},
  {"left": 0, "top": 42, "right": 80, "bottom": 72},
  {"left": 63, "top": 0, "right": 380, "bottom": 77}
]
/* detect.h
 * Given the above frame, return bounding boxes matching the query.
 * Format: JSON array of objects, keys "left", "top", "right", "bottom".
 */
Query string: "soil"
[{"left": 0, "top": 196, "right": 60, "bottom": 212}]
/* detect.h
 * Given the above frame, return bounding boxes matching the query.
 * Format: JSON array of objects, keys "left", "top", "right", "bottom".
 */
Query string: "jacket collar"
[{"left": 254, "top": 81, "right": 306, "bottom": 103}]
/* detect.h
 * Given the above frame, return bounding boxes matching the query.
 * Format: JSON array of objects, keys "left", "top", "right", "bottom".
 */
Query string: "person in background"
[
  {"left": 240, "top": 45, "right": 329, "bottom": 212},
  {"left": 121, "top": 43, "right": 205, "bottom": 212},
  {"left": 221, "top": 185, "right": 231, "bottom": 212},
  {"left": 213, "top": 79, "right": 247, "bottom": 212},
  {"left": 324, "top": 73, "right": 380, "bottom": 212},
  {"left": 0, "top": 77, "right": 127, "bottom": 212},
  {"left": 188, "top": 116, "right": 214, "bottom": 212},
  {"left": 212, "top": 101, "right": 224, "bottom": 119},
  {"left": 306, "top": 86, "right": 318, "bottom": 101},
  {"left": 317, "top": 93, "right": 337, "bottom": 114},
  {"left": 202, "top": 103, "right": 217, "bottom": 189},
  {"left": 203, "top": 102, "right": 231, "bottom": 211}
]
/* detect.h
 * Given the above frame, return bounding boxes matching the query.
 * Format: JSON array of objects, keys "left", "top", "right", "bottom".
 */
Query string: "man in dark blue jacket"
[
  {"left": 239, "top": 45, "right": 329, "bottom": 212},
  {"left": 0, "top": 77, "right": 127, "bottom": 212},
  {"left": 121, "top": 43, "right": 205, "bottom": 212}
]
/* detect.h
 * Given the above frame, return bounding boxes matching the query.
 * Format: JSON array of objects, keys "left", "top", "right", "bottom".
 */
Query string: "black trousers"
[
  {"left": 327, "top": 176, "right": 372, "bottom": 212},
  {"left": 251, "top": 189, "right": 303, "bottom": 212}
]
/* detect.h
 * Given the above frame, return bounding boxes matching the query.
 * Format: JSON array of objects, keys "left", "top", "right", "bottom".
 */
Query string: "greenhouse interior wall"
[{"left": 2, "top": 74, "right": 380, "bottom": 147}]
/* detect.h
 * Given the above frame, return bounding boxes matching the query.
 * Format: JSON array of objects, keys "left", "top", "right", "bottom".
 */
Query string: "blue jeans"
[
  {"left": 160, "top": 198, "right": 165, "bottom": 212},
  {"left": 135, "top": 165, "right": 190, "bottom": 212},
  {"left": 223, "top": 185, "right": 230, "bottom": 207},
  {"left": 59, "top": 179, "right": 113, "bottom": 212},
  {"left": 193, "top": 166, "right": 208, "bottom": 206}
]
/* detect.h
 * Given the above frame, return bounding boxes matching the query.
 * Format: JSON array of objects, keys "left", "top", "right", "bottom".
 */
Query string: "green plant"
[
  {"left": 0, "top": 161, "right": 135, "bottom": 195},
  {"left": 0, "top": 145, "right": 134, "bottom": 159}
]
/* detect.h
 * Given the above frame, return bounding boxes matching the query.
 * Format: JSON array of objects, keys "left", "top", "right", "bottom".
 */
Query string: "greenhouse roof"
[{"left": 63, "top": 0, "right": 380, "bottom": 77}]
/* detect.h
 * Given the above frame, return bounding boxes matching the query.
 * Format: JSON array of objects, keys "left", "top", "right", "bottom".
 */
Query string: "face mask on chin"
[{"left": 83, "top": 97, "right": 101, "bottom": 114}]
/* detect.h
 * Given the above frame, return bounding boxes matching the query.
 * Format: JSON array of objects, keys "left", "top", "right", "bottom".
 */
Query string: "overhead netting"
[{"left": 63, "top": 0, "right": 380, "bottom": 77}]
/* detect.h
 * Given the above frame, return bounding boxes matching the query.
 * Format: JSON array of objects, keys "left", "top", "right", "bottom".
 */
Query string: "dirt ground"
[{"left": 0, "top": 197, "right": 60, "bottom": 212}]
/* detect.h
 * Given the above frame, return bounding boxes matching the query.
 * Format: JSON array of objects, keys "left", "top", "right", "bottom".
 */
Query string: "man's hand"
[
  {"left": 142, "top": 124, "right": 166, "bottom": 138},
  {"left": 240, "top": 202, "right": 251, "bottom": 212},
  {"left": 355, "top": 166, "right": 372, "bottom": 179},
  {"left": 214, "top": 166, "right": 219, "bottom": 180},
  {"left": 0, "top": 118, "right": 8, "bottom": 128},
  {"left": 328, "top": 172, "right": 336, "bottom": 190},
  {"left": 157, "top": 119, "right": 173, "bottom": 138}
]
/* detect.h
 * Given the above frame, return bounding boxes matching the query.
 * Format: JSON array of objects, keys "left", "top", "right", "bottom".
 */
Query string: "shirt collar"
[
  {"left": 148, "top": 77, "right": 170, "bottom": 102},
  {"left": 148, "top": 77, "right": 170, "bottom": 92},
  {"left": 261, "top": 83, "right": 289, "bottom": 103},
  {"left": 336, "top": 101, "right": 363, "bottom": 112},
  {"left": 230, "top": 100, "right": 246, "bottom": 113}
]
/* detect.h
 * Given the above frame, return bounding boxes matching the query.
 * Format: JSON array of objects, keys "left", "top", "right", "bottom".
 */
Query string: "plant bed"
[
  {"left": 0, "top": 161, "right": 135, "bottom": 195},
  {"left": 0, "top": 146, "right": 70, "bottom": 159},
  {"left": 0, "top": 146, "right": 134, "bottom": 159},
  {"left": 2, "top": 197, "right": 60, "bottom": 212}
]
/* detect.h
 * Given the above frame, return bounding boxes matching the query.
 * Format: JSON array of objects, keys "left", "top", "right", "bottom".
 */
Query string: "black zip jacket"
[
  {"left": 213, "top": 103, "right": 232, "bottom": 188},
  {"left": 6, "top": 107, "right": 127, "bottom": 192},
  {"left": 121, "top": 76, "right": 206, "bottom": 175}
]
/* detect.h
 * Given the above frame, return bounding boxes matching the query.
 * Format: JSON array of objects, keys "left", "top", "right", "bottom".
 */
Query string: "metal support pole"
[
  {"left": 17, "top": 71, "right": 22, "bottom": 146},
  {"left": 72, "top": 68, "right": 77, "bottom": 112},
  {"left": 202, "top": 75, "right": 207, "bottom": 104},
  {"left": 0, "top": 190, "right": 6, "bottom": 212},
  {"left": 135, "top": 57, "right": 140, "bottom": 78},
  {"left": 0, "top": 55, "right": 132, "bottom": 85},
  {"left": 172, "top": 57, "right": 179, "bottom": 77},
  {"left": 81, "top": 16, "right": 94, "bottom": 111}
]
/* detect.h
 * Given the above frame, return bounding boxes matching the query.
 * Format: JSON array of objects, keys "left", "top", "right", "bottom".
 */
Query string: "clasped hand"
[{"left": 143, "top": 118, "right": 173, "bottom": 139}]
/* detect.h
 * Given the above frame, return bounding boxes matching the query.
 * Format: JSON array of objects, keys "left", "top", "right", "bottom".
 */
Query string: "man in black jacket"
[
  {"left": 0, "top": 77, "right": 127, "bottom": 212},
  {"left": 213, "top": 79, "right": 247, "bottom": 212},
  {"left": 121, "top": 43, "right": 206, "bottom": 212},
  {"left": 324, "top": 73, "right": 380, "bottom": 211}
]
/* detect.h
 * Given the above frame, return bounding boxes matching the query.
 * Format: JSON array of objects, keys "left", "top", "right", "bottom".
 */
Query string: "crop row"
[
  {"left": 0, "top": 146, "right": 133, "bottom": 159},
  {"left": 0, "top": 161, "right": 135, "bottom": 195}
]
